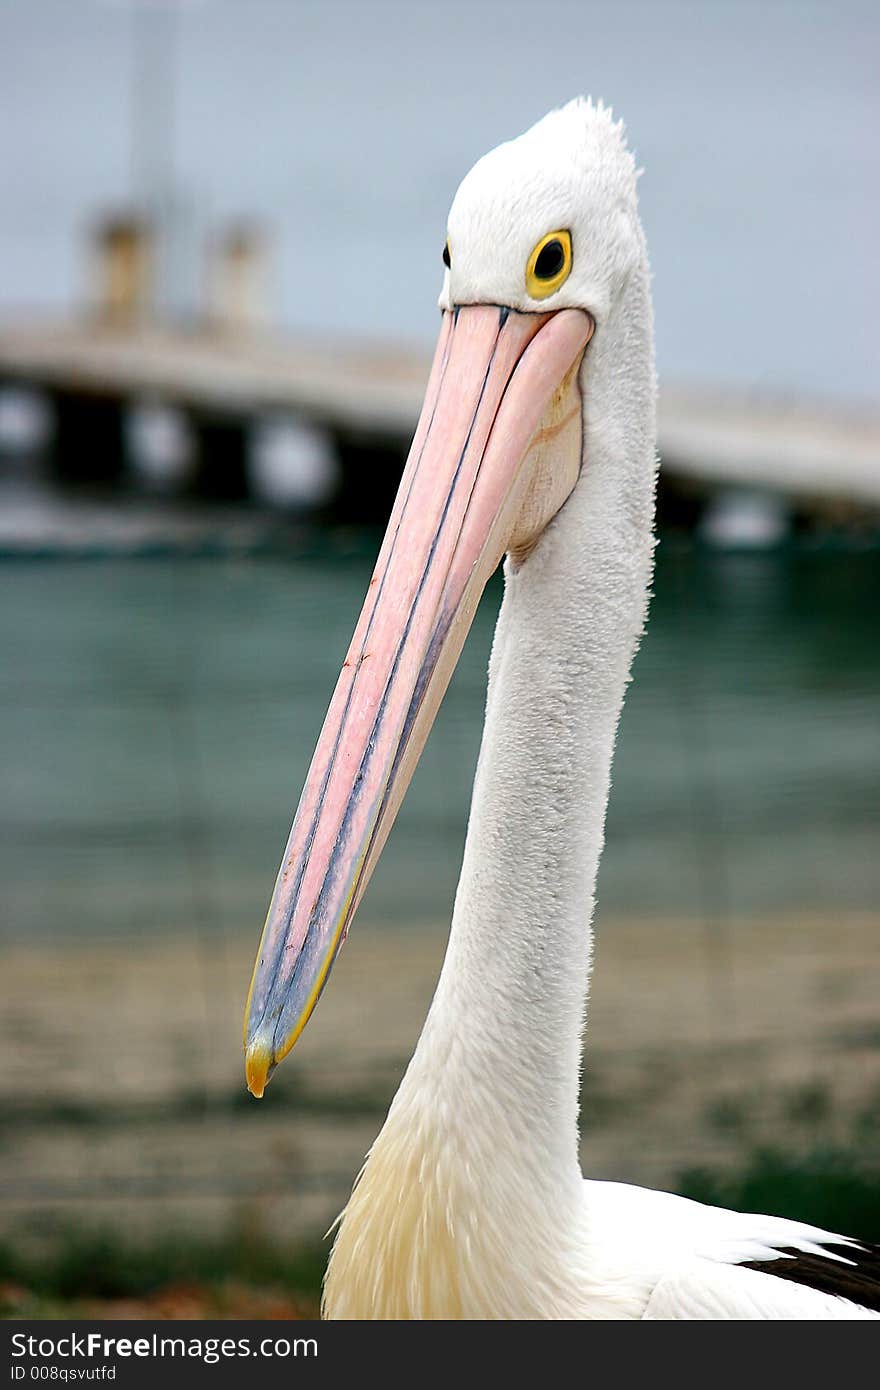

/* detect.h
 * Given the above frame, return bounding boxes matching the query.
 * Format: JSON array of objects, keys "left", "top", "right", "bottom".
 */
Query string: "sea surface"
[{"left": 2, "top": 539, "right": 877, "bottom": 944}]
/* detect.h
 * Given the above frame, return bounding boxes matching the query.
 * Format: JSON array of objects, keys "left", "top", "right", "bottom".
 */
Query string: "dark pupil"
[
  {"left": 534, "top": 239, "right": 565, "bottom": 279},
  {"left": 442, "top": 242, "right": 451, "bottom": 268}
]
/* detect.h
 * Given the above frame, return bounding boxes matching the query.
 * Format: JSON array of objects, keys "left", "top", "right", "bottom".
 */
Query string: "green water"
[{"left": 1, "top": 541, "right": 877, "bottom": 942}]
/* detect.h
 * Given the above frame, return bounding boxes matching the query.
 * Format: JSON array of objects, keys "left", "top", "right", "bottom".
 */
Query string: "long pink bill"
[{"left": 244, "top": 304, "right": 592, "bottom": 1096}]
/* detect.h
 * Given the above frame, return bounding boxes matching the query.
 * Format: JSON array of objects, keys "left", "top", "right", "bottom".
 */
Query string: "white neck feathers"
[{"left": 323, "top": 257, "right": 656, "bottom": 1320}]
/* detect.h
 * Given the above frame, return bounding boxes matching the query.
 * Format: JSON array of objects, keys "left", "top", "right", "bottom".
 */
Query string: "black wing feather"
[{"left": 741, "top": 1241, "right": 880, "bottom": 1312}]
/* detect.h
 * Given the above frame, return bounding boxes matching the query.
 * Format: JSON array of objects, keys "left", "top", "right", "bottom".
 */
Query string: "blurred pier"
[
  {"left": 0, "top": 317, "right": 420, "bottom": 521},
  {"left": 2, "top": 316, "right": 878, "bottom": 529},
  {"left": 2, "top": 210, "right": 876, "bottom": 536}
]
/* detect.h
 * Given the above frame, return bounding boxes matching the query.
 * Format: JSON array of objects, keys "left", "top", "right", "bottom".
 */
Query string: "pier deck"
[{"left": 1, "top": 319, "right": 877, "bottom": 508}]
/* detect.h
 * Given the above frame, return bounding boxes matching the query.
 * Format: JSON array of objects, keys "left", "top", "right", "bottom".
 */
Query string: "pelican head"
[
  {"left": 244, "top": 99, "right": 643, "bottom": 1095},
  {"left": 442, "top": 98, "right": 642, "bottom": 322}
]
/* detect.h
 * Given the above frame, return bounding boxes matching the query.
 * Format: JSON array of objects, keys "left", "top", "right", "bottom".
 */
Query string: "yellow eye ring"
[{"left": 525, "top": 229, "right": 572, "bottom": 300}]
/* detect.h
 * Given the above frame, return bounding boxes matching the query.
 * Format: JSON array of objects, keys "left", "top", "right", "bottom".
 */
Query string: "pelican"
[{"left": 243, "top": 100, "right": 880, "bottom": 1319}]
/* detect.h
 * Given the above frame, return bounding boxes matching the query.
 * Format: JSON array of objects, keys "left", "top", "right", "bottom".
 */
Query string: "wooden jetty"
[{"left": 0, "top": 318, "right": 877, "bottom": 522}]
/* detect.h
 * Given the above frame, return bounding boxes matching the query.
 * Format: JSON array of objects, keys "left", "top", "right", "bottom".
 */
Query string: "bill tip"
[{"left": 245, "top": 1038, "right": 272, "bottom": 1099}]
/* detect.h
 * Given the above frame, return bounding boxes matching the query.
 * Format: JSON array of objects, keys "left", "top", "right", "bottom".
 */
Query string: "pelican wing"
[
  {"left": 643, "top": 1258, "right": 880, "bottom": 1320},
  {"left": 588, "top": 1182, "right": 880, "bottom": 1319}
]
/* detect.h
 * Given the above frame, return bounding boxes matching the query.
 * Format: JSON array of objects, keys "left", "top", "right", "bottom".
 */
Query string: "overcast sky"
[{"left": 1, "top": 0, "right": 877, "bottom": 401}]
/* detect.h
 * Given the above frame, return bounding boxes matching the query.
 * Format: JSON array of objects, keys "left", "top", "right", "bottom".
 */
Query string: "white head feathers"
[{"left": 440, "top": 98, "right": 643, "bottom": 325}]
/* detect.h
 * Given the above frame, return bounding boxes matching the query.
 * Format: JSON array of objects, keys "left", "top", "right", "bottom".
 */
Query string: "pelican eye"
[
  {"left": 525, "top": 229, "right": 572, "bottom": 299},
  {"left": 442, "top": 240, "right": 451, "bottom": 268}
]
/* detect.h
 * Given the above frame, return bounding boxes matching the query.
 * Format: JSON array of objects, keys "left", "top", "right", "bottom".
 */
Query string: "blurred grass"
[
  {"left": 679, "top": 1146, "right": 880, "bottom": 1243},
  {"left": 683, "top": 1082, "right": 880, "bottom": 1241},
  {"left": 0, "top": 1219, "right": 325, "bottom": 1319}
]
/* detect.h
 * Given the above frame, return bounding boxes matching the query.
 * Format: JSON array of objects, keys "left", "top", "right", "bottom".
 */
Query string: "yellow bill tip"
[{"left": 245, "top": 1038, "right": 272, "bottom": 1099}]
